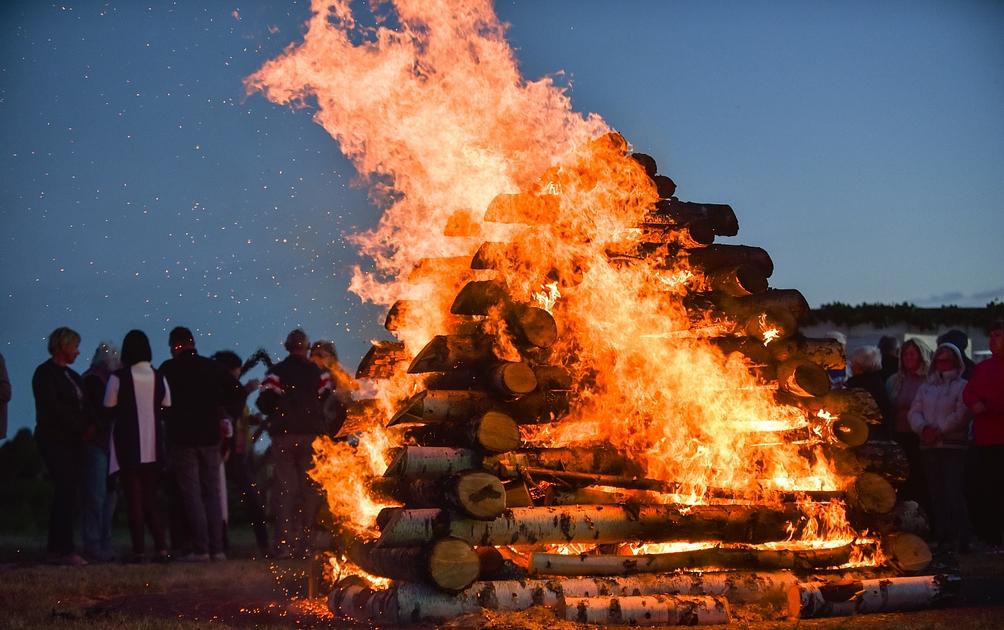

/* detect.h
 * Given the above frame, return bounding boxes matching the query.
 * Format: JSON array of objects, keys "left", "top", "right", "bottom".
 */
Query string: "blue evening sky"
[{"left": 1, "top": 1, "right": 1002, "bottom": 439}]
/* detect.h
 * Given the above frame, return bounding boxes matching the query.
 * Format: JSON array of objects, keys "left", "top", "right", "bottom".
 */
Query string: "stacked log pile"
[{"left": 329, "top": 140, "right": 955, "bottom": 625}]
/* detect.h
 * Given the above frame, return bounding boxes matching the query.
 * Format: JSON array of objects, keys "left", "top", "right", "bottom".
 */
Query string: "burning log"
[
  {"left": 707, "top": 264, "right": 768, "bottom": 297},
  {"left": 737, "top": 306, "right": 799, "bottom": 341},
  {"left": 510, "top": 304, "right": 558, "bottom": 348},
  {"left": 653, "top": 175, "right": 677, "bottom": 199},
  {"left": 384, "top": 447, "right": 479, "bottom": 478},
  {"left": 408, "top": 334, "right": 499, "bottom": 373},
  {"left": 483, "top": 192, "right": 560, "bottom": 224},
  {"left": 403, "top": 411, "right": 521, "bottom": 454},
  {"left": 726, "top": 289, "right": 812, "bottom": 324},
  {"left": 514, "top": 467, "right": 845, "bottom": 504},
  {"left": 376, "top": 504, "right": 805, "bottom": 547},
  {"left": 450, "top": 279, "right": 510, "bottom": 315},
  {"left": 829, "top": 439, "right": 910, "bottom": 485},
  {"left": 408, "top": 256, "right": 476, "bottom": 283},
  {"left": 792, "top": 388, "right": 884, "bottom": 425},
  {"left": 484, "top": 445, "right": 645, "bottom": 479},
  {"left": 371, "top": 471, "right": 507, "bottom": 520},
  {"left": 748, "top": 414, "right": 869, "bottom": 449},
  {"left": 444, "top": 209, "right": 481, "bottom": 237},
  {"left": 391, "top": 388, "right": 571, "bottom": 426},
  {"left": 685, "top": 244, "right": 774, "bottom": 278},
  {"left": 560, "top": 594, "right": 731, "bottom": 626},
  {"left": 356, "top": 341, "right": 409, "bottom": 379},
  {"left": 775, "top": 358, "right": 831, "bottom": 398},
  {"left": 384, "top": 300, "right": 465, "bottom": 332},
  {"left": 348, "top": 537, "right": 482, "bottom": 592},
  {"left": 533, "top": 365, "right": 574, "bottom": 389},
  {"left": 640, "top": 220, "right": 715, "bottom": 246},
  {"left": 630, "top": 153, "right": 658, "bottom": 177},
  {"left": 653, "top": 199, "right": 739, "bottom": 237},
  {"left": 544, "top": 486, "right": 667, "bottom": 506},
  {"left": 787, "top": 574, "right": 959, "bottom": 618},
  {"left": 768, "top": 336, "right": 846, "bottom": 371},
  {"left": 503, "top": 479, "right": 534, "bottom": 508},
  {"left": 530, "top": 542, "right": 857, "bottom": 576}
]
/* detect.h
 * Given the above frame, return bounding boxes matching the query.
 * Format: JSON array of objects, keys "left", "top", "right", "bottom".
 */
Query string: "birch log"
[
  {"left": 788, "top": 574, "right": 960, "bottom": 618},
  {"left": 530, "top": 542, "right": 857, "bottom": 576},
  {"left": 347, "top": 537, "right": 481, "bottom": 592},
  {"left": 560, "top": 594, "right": 731, "bottom": 626},
  {"left": 329, "top": 572, "right": 800, "bottom": 624},
  {"left": 376, "top": 504, "right": 805, "bottom": 547}
]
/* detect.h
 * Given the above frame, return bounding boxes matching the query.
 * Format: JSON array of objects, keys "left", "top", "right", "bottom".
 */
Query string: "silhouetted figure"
[
  {"left": 212, "top": 350, "right": 269, "bottom": 556},
  {"left": 31, "top": 327, "right": 88, "bottom": 566},
  {"left": 964, "top": 320, "right": 1004, "bottom": 546},
  {"left": 160, "top": 326, "right": 244, "bottom": 562},
  {"left": 258, "top": 329, "right": 331, "bottom": 559},
  {"left": 886, "top": 338, "right": 933, "bottom": 518},
  {"left": 80, "top": 342, "right": 121, "bottom": 562},
  {"left": 105, "top": 330, "right": 170, "bottom": 563},
  {"left": 878, "top": 335, "right": 900, "bottom": 382}
]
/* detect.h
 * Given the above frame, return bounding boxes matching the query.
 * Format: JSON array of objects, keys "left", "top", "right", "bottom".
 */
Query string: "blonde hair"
[{"left": 47, "top": 327, "right": 81, "bottom": 357}]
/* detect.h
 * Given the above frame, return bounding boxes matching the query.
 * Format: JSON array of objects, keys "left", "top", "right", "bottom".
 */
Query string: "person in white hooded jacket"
[{"left": 908, "top": 342, "right": 971, "bottom": 553}]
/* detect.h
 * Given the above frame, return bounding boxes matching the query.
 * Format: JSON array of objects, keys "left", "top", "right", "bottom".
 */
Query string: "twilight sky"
[{"left": 1, "top": 0, "right": 1002, "bottom": 439}]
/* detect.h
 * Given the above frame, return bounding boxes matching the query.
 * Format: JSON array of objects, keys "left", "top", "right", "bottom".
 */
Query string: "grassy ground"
[{"left": 2, "top": 529, "right": 1003, "bottom": 629}]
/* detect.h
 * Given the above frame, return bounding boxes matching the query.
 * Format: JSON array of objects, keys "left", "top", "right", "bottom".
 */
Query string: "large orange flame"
[{"left": 248, "top": 0, "right": 858, "bottom": 546}]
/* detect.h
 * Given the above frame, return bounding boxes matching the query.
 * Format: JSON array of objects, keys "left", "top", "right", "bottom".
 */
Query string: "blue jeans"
[
  {"left": 171, "top": 446, "right": 223, "bottom": 555},
  {"left": 80, "top": 443, "right": 115, "bottom": 557}
]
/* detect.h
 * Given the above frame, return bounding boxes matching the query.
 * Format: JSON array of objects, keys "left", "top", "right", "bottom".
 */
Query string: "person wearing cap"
[
  {"left": 257, "top": 329, "right": 332, "bottom": 559},
  {"left": 159, "top": 326, "right": 246, "bottom": 562},
  {"left": 964, "top": 320, "right": 1004, "bottom": 547}
]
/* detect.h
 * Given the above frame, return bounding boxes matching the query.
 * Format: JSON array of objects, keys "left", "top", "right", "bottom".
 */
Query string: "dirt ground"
[{"left": 1, "top": 536, "right": 1003, "bottom": 629}]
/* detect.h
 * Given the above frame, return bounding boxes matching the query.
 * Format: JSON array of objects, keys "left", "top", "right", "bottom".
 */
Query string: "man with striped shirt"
[{"left": 257, "top": 329, "right": 332, "bottom": 559}]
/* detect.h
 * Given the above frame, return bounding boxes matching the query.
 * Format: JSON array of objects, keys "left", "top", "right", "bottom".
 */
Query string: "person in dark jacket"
[
  {"left": 258, "top": 329, "right": 331, "bottom": 559},
  {"left": 0, "top": 351, "right": 10, "bottom": 439},
  {"left": 878, "top": 335, "right": 900, "bottom": 382},
  {"left": 80, "top": 341, "right": 121, "bottom": 562},
  {"left": 31, "top": 326, "right": 89, "bottom": 565},
  {"left": 105, "top": 330, "right": 171, "bottom": 562},
  {"left": 212, "top": 350, "right": 269, "bottom": 556},
  {"left": 159, "top": 327, "right": 244, "bottom": 562}
]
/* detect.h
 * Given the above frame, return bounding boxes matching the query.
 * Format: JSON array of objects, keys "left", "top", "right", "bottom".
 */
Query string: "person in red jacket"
[{"left": 963, "top": 320, "right": 1004, "bottom": 546}]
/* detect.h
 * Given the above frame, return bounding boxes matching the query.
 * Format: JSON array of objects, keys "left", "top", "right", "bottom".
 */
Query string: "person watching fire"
[
  {"left": 963, "top": 320, "right": 1004, "bottom": 548},
  {"left": 257, "top": 329, "right": 332, "bottom": 559}
]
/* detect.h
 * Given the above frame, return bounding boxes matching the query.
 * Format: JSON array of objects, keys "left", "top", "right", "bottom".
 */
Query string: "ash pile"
[{"left": 325, "top": 133, "right": 958, "bottom": 626}]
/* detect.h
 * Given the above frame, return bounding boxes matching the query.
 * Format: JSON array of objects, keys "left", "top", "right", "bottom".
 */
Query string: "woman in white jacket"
[{"left": 908, "top": 342, "right": 971, "bottom": 553}]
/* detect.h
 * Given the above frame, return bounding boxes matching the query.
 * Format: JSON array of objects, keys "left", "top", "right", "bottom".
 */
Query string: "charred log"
[
  {"left": 348, "top": 537, "right": 481, "bottom": 592},
  {"left": 408, "top": 334, "right": 499, "bottom": 373},
  {"left": 484, "top": 445, "right": 645, "bottom": 479},
  {"left": 768, "top": 336, "right": 846, "bottom": 371},
  {"left": 630, "top": 153, "right": 658, "bottom": 178},
  {"left": 685, "top": 244, "right": 774, "bottom": 278},
  {"left": 654, "top": 199, "right": 738, "bottom": 237},
  {"left": 776, "top": 358, "right": 831, "bottom": 398},
  {"left": 356, "top": 341, "right": 409, "bottom": 380},
  {"left": 707, "top": 264, "right": 768, "bottom": 297}
]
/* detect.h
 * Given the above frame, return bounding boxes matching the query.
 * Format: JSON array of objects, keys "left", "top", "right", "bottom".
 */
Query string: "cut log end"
[
  {"left": 454, "top": 471, "right": 507, "bottom": 520},
  {"left": 883, "top": 532, "right": 932, "bottom": 573},
  {"left": 849, "top": 472, "right": 897, "bottom": 515},
  {"left": 474, "top": 411, "right": 521, "bottom": 454},
  {"left": 428, "top": 537, "right": 482, "bottom": 592},
  {"left": 491, "top": 362, "right": 538, "bottom": 396}
]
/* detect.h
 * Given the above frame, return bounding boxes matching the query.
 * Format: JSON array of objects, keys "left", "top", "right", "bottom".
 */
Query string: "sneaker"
[
  {"left": 211, "top": 552, "right": 227, "bottom": 561},
  {"left": 177, "top": 552, "right": 210, "bottom": 563}
]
